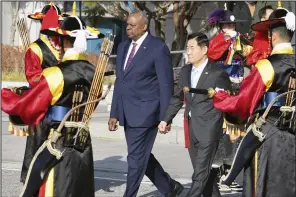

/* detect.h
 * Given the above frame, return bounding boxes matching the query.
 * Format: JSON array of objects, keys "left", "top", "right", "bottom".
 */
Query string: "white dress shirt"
[
  {"left": 191, "top": 58, "right": 208, "bottom": 89},
  {"left": 123, "top": 31, "right": 148, "bottom": 70},
  {"left": 189, "top": 58, "right": 208, "bottom": 117}
]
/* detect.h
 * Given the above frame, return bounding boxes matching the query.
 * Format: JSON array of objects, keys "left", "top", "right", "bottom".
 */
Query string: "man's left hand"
[{"left": 158, "top": 121, "right": 171, "bottom": 134}]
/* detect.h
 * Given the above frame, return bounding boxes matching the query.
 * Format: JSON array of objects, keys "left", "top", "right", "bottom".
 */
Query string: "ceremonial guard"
[
  {"left": 208, "top": 9, "right": 250, "bottom": 95},
  {"left": 246, "top": 5, "right": 274, "bottom": 67},
  {"left": 207, "top": 9, "right": 252, "bottom": 141},
  {"left": 18, "top": 2, "right": 66, "bottom": 184},
  {"left": 1, "top": 6, "right": 105, "bottom": 197},
  {"left": 213, "top": 8, "right": 295, "bottom": 197},
  {"left": 246, "top": 26, "right": 271, "bottom": 67},
  {"left": 204, "top": 9, "right": 251, "bottom": 192},
  {"left": 25, "top": 2, "right": 65, "bottom": 87}
]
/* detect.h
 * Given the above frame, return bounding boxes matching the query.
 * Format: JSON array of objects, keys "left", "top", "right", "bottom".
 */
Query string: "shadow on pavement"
[
  {"left": 93, "top": 156, "right": 242, "bottom": 197},
  {"left": 94, "top": 156, "right": 127, "bottom": 193},
  {"left": 139, "top": 182, "right": 242, "bottom": 197}
]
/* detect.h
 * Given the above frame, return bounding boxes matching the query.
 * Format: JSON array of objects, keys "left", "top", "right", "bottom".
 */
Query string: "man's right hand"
[
  {"left": 158, "top": 121, "right": 168, "bottom": 134},
  {"left": 108, "top": 118, "right": 118, "bottom": 131}
]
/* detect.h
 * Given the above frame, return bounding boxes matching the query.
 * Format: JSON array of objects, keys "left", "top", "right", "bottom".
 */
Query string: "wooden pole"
[
  {"left": 82, "top": 36, "right": 112, "bottom": 122},
  {"left": 82, "top": 34, "right": 114, "bottom": 123}
]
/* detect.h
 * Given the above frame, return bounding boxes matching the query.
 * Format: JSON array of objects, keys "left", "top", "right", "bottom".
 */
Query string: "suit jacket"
[
  {"left": 110, "top": 34, "right": 174, "bottom": 128},
  {"left": 163, "top": 61, "right": 231, "bottom": 141}
]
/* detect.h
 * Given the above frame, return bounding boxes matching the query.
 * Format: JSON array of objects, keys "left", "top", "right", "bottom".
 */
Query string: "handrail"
[
  {"left": 105, "top": 44, "right": 296, "bottom": 59},
  {"left": 108, "top": 50, "right": 186, "bottom": 58}
]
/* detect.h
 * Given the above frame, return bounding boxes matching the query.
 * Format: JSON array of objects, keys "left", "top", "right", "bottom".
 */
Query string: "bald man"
[{"left": 108, "top": 11, "right": 183, "bottom": 197}]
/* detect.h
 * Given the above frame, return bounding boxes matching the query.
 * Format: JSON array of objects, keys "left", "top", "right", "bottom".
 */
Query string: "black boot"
[{"left": 165, "top": 179, "right": 184, "bottom": 197}]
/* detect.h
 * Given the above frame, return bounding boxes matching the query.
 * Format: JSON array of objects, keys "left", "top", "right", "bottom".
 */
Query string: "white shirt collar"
[
  {"left": 271, "top": 42, "right": 293, "bottom": 54},
  {"left": 192, "top": 58, "right": 208, "bottom": 72},
  {"left": 132, "top": 31, "right": 148, "bottom": 46}
]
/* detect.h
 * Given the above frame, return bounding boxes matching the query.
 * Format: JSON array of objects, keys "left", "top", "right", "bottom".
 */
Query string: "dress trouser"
[
  {"left": 187, "top": 118, "right": 221, "bottom": 197},
  {"left": 124, "top": 124, "right": 174, "bottom": 197}
]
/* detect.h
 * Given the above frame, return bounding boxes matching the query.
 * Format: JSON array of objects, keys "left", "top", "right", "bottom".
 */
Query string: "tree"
[
  {"left": 83, "top": 1, "right": 201, "bottom": 67},
  {"left": 171, "top": 1, "right": 200, "bottom": 66},
  {"left": 135, "top": 1, "right": 171, "bottom": 40},
  {"left": 83, "top": 1, "right": 106, "bottom": 26},
  {"left": 10, "top": 1, "right": 20, "bottom": 45}
]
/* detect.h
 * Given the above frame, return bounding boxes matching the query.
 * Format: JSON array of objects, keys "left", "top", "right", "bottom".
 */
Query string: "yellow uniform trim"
[
  {"left": 86, "top": 26, "right": 101, "bottom": 35},
  {"left": 222, "top": 119, "right": 227, "bottom": 129},
  {"left": 29, "top": 43, "right": 43, "bottom": 64},
  {"left": 242, "top": 44, "right": 253, "bottom": 57},
  {"left": 271, "top": 47, "right": 294, "bottom": 55},
  {"left": 43, "top": 67, "right": 64, "bottom": 105},
  {"left": 40, "top": 34, "right": 60, "bottom": 61},
  {"left": 62, "top": 52, "right": 88, "bottom": 62},
  {"left": 254, "top": 150, "right": 258, "bottom": 194},
  {"left": 72, "top": 1, "right": 77, "bottom": 16},
  {"left": 255, "top": 59, "right": 275, "bottom": 91},
  {"left": 45, "top": 168, "right": 54, "bottom": 197}
]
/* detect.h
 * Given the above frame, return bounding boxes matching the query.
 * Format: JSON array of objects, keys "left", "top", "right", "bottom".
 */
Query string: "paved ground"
[{"left": 1, "top": 107, "right": 242, "bottom": 197}]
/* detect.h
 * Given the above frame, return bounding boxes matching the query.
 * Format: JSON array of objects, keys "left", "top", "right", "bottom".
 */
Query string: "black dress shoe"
[{"left": 165, "top": 180, "right": 184, "bottom": 197}]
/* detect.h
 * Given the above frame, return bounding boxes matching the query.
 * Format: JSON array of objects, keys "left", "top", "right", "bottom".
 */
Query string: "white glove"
[
  {"left": 215, "top": 87, "right": 225, "bottom": 92},
  {"left": 226, "top": 30, "right": 238, "bottom": 38}
]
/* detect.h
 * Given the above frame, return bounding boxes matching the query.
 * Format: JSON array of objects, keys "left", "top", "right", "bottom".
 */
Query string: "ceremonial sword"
[{"left": 183, "top": 87, "right": 231, "bottom": 98}]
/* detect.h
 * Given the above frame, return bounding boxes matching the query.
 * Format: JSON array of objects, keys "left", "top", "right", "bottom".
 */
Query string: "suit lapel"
[
  {"left": 185, "top": 64, "right": 193, "bottom": 102},
  {"left": 192, "top": 62, "right": 212, "bottom": 100},
  {"left": 188, "top": 64, "right": 192, "bottom": 88},
  {"left": 120, "top": 41, "right": 131, "bottom": 77},
  {"left": 124, "top": 35, "right": 151, "bottom": 77}
]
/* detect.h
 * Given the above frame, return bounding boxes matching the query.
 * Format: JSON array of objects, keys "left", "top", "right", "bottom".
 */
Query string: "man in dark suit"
[
  {"left": 108, "top": 11, "right": 183, "bottom": 197},
  {"left": 158, "top": 32, "right": 231, "bottom": 197}
]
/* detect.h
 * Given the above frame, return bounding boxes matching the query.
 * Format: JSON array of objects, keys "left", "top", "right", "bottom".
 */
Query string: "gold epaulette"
[
  {"left": 29, "top": 43, "right": 43, "bottom": 64},
  {"left": 242, "top": 44, "right": 254, "bottom": 57},
  {"left": 223, "top": 115, "right": 246, "bottom": 143},
  {"left": 8, "top": 122, "right": 31, "bottom": 136}
]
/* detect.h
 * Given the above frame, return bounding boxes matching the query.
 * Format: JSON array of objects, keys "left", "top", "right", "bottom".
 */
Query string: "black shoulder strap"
[{"left": 35, "top": 39, "right": 59, "bottom": 69}]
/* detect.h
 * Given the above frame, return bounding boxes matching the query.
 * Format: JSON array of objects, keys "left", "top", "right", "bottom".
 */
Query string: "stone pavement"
[
  {"left": 88, "top": 110, "right": 186, "bottom": 145},
  {"left": 1, "top": 126, "right": 196, "bottom": 184},
  {"left": 1, "top": 81, "right": 241, "bottom": 196},
  {"left": 2, "top": 132, "right": 241, "bottom": 197}
]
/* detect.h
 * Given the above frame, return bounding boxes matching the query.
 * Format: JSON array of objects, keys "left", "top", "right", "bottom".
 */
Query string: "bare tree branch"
[
  {"left": 10, "top": 1, "right": 20, "bottom": 45},
  {"left": 83, "top": 1, "right": 202, "bottom": 67}
]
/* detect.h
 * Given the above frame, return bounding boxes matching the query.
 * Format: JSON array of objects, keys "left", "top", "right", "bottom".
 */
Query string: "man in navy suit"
[{"left": 108, "top": 11, "right": 184, "bottom": 197}]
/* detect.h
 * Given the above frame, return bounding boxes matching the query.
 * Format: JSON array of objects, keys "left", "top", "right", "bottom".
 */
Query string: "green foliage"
[{"left": 83, "top": 1, "right": 106, "bottom": 26}]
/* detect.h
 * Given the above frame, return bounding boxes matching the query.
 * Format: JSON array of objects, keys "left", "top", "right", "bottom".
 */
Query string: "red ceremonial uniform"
[
  {"left": 208, "top": 32, "right": 234, "bottom": 61},
  {"left": 25, "top": 34, "right": 60, "bottom": 87},
  {"left": 246, "top": 31, "right": 271, "bottom": 66},
  {"left": 213, "top": 47, "right": 294, "bottom": 119}
]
